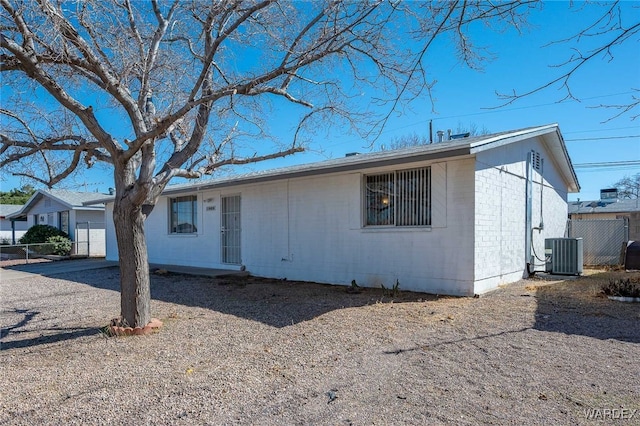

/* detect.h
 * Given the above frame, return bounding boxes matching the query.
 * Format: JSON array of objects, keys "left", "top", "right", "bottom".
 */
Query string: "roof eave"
[{"left": 470, "top": 124, "right": 580, "bottom": 193}]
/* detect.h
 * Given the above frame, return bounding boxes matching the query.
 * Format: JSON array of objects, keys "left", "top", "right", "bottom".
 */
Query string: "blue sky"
[{"left": 2, "top": 1, "right": 639, "bottom": 201}]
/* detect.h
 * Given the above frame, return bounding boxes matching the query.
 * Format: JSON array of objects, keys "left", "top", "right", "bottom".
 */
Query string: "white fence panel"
[{"left": 75, "top": 222, "right": 106, "bottom": 257}]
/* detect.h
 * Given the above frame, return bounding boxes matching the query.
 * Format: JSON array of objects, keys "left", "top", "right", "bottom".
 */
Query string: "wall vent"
[
  {"left": 545, "top": 238, "right": 583, "bottom": 275},
  {"left": 532, "top": 150, "right": 542, "bottom": 171}
]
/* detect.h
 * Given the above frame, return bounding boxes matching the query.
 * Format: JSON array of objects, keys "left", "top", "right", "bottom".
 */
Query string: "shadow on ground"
[
  {"left": 0, "top": 308, "right": 102, "bottom": 350},
  {"left": 1, "top": 327, "right": 102, "bottom": 350},
  {"left": 40, "top": 266, "right": 432, "bottom": 328},
  {"left": 532, "top": 271, "right": 640, "bottom": 343}
]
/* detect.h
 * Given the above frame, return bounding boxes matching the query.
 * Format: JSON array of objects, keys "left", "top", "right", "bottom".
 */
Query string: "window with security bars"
[
  {"left": 169, "top": 195, "right": 198, "bottom": 234},
  {"left": 364, "top": 167, "right": 431, "bottom": 226}
]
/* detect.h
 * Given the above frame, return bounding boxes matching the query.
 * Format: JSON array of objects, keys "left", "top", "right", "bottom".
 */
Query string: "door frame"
[{"left": 220, "top": 194, "right": 242, "bottom": 264}]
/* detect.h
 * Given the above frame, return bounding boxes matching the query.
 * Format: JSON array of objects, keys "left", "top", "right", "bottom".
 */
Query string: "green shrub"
[
  {"left": 19, "top": 225, "right": 69, "bottom": 244},
  {"left": 46, "top": 235, "right": 72, "bottom": 256}
]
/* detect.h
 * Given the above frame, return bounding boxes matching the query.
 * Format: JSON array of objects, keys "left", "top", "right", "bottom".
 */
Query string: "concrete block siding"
[
  {"left": 105, "top": 126, "right": 576, "bottom": 296},
  {"left": 473, "top": 136, "right": 568, "bottom": 293},
  {"left": 107, "top": 157, "right": 479, "bottom": 295}
]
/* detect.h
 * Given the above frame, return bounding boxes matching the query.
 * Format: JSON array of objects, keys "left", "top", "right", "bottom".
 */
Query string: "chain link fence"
[
  {"left": 0, "top": 242, "right": 73, "bottom": 264},
  {"left": 567, "top": 218, "right": 629, "bottom": 266}
]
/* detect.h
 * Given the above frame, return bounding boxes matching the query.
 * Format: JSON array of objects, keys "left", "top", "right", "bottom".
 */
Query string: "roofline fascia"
[
  {"left": 91, "top": 146, "right": 472, "bottom": 203},
  {"left": 468, "top": 124, "right": 559, "bottom": 153},
  {"left": 163, "top": 147, "right": 472, "bottom": 196},
  {"left": 6, "top": 191, "right": 105, "bottom": 218},
  {"left": 471, "top": 124, "right": 580, "bottom": 193}
]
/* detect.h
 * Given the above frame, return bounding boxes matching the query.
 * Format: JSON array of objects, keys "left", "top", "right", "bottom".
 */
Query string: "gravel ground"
[{"left": 1, "top": 266, "right": 639, "bottom": 425}]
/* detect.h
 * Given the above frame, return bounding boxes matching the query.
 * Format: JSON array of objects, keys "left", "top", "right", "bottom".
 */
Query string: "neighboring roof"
[
  {"left": 0, "top": 204, "right": 23, "bottom": 219},
  {"left": 569, "top": 198, "right": 640, "bottom": 215},
  {"left": 90, "top": 123, "right": 580, "bottom": 204},
  {"left": 6, "top": 189, "right": 107, "bottom": 219}
]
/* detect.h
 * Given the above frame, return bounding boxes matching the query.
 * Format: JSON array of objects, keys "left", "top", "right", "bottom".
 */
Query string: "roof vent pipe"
[
  {"left": 429, "top": 119, "right": 433, "bottom": 144},
  {"left": 447, "top": 129, "right": 452, "bottom": 140},
  {"left": 436, "top": 130, "right": 444, "bottom": 143}
]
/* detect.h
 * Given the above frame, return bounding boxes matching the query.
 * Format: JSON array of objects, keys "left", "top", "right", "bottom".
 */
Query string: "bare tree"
[
  {"left": 495, "top": 1, "right": 640, "bottom": 121},
  {"left": 381, "top": 132, "right": 430, "bottom": 151},
  {"left": 613, "top": 173, "right": 640, "bottom": 199},
  {"left": 454, "top": 121, "right": 490, "bottom": 137},
  {"left": 1, "top": 0, "right": 535, "bottom": 328},
  {"left": 381, "top": 122, "right": 490, "bottom": 150}
]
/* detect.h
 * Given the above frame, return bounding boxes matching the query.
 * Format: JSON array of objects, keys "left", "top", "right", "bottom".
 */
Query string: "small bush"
[
  {"left": 19, "top": 225, "right": 69, "bottom": 244},
  {"left": 46, "top": 235, "right": 72, "bottom": 256},
  {"left": 381, "top": 279, "right": 401, "bottom": 297},
  {"left": 601, "top": 279, "right": 640, "bottom": 298}
]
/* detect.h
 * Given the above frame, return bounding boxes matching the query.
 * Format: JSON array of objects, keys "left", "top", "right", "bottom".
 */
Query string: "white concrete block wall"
[
  {"left": 103, "top": 138, "right": 572, "bottom": 296},
  {"left": 145, "top": 196, "right": 210, "bottom": 268},
  {"left": 473, "top": 136, "right": 570, "bottom": 293},
  {"left": 242, "top": 157, "right": 477, "bottom": 295},
  {"left": 104, "top": 157, "right": 478, "bottom": 295},
  {"left": 107, "top": 194, "right": 221, "bottom": 266},
  {"left": 473, "top": 157, "right": 527, "bottom": 293}
]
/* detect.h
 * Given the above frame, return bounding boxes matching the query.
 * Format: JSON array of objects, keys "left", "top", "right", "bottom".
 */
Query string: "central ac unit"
[{"left": 545, "top": 238, "right": 583, "bottom": 275}]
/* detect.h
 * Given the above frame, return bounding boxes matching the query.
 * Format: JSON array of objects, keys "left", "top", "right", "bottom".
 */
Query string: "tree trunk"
[{"left": 112, "top": 198, "right": 151, "bottom": 328}]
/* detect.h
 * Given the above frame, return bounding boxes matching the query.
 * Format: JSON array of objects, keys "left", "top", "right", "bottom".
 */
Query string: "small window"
[
  {"left": 169, "top": 195, "right": 198, "bottom": 234},
  {"left": 59, "top": 211, "right": 69, "bottom": 234},
  {"left": 364, "top": 167, "right": 431, "bottom": 227}
]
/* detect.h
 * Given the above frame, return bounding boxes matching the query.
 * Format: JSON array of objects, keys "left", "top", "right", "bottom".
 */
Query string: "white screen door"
[{"left": 221, "top": 195, "right": 241, "bottom": 264}]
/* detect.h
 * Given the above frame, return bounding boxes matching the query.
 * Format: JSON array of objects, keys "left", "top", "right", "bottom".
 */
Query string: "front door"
[{"left": 221, "top": 195, "right": 241, "bottom": 264}]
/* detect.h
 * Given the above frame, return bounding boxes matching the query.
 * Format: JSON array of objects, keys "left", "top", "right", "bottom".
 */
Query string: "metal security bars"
[
  {"left": 221, "top": 195, "right": 241, "bottom": 264},
  {"left": 365, "top": 172, "right": 395, "bottom": 226},
  {"left": 365, "top": 167, "right": 431, "bottom": 227}
]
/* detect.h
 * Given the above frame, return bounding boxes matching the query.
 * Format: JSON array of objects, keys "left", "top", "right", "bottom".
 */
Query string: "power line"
[
  {"left": 564, "top": 125, "right": 640, "bottom": 135},
  {"left": 573, "top": 160, "right": 640, "bottom": 169},
  {"left": 565, "top": 135, "right": 640, "bottom": 141},
  {"left": 320, "top": 91, "right": 639, "bottom": 150}
]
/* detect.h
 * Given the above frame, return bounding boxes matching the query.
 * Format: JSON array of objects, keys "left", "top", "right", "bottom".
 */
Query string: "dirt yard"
[{"left": 1, "top": 267, "right": 638, "bottom": 425}]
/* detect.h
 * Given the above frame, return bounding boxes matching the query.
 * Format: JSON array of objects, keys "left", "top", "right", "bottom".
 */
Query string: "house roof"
[
  {"left": 90, "top": 123, "right": 580, "bottom": 204},
  {"left": 0, "top": 204, "right": 23, "bottom": 219},
  {"left": 569, "top": 198, "right": 640, "bottom": 215},
  {"left": 165, "top": 123, "right": 579, "bottom": 194},
  {"left": 6, "top": 189, "right": 107, "bottom": 219}
]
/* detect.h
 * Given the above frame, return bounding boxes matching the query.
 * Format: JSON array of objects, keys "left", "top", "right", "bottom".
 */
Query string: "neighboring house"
[
  {"left": 102, "top": 123, "right": 579, "bottom": 296},
  {"left": 569, "top": 193, "right": 640, "bottom": 241},
  {"left": 0, "top": 204, "right": 29, "bottom": 244},
  {"left": 7, "top": 189, "right": 108, "bottom": 256}
]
